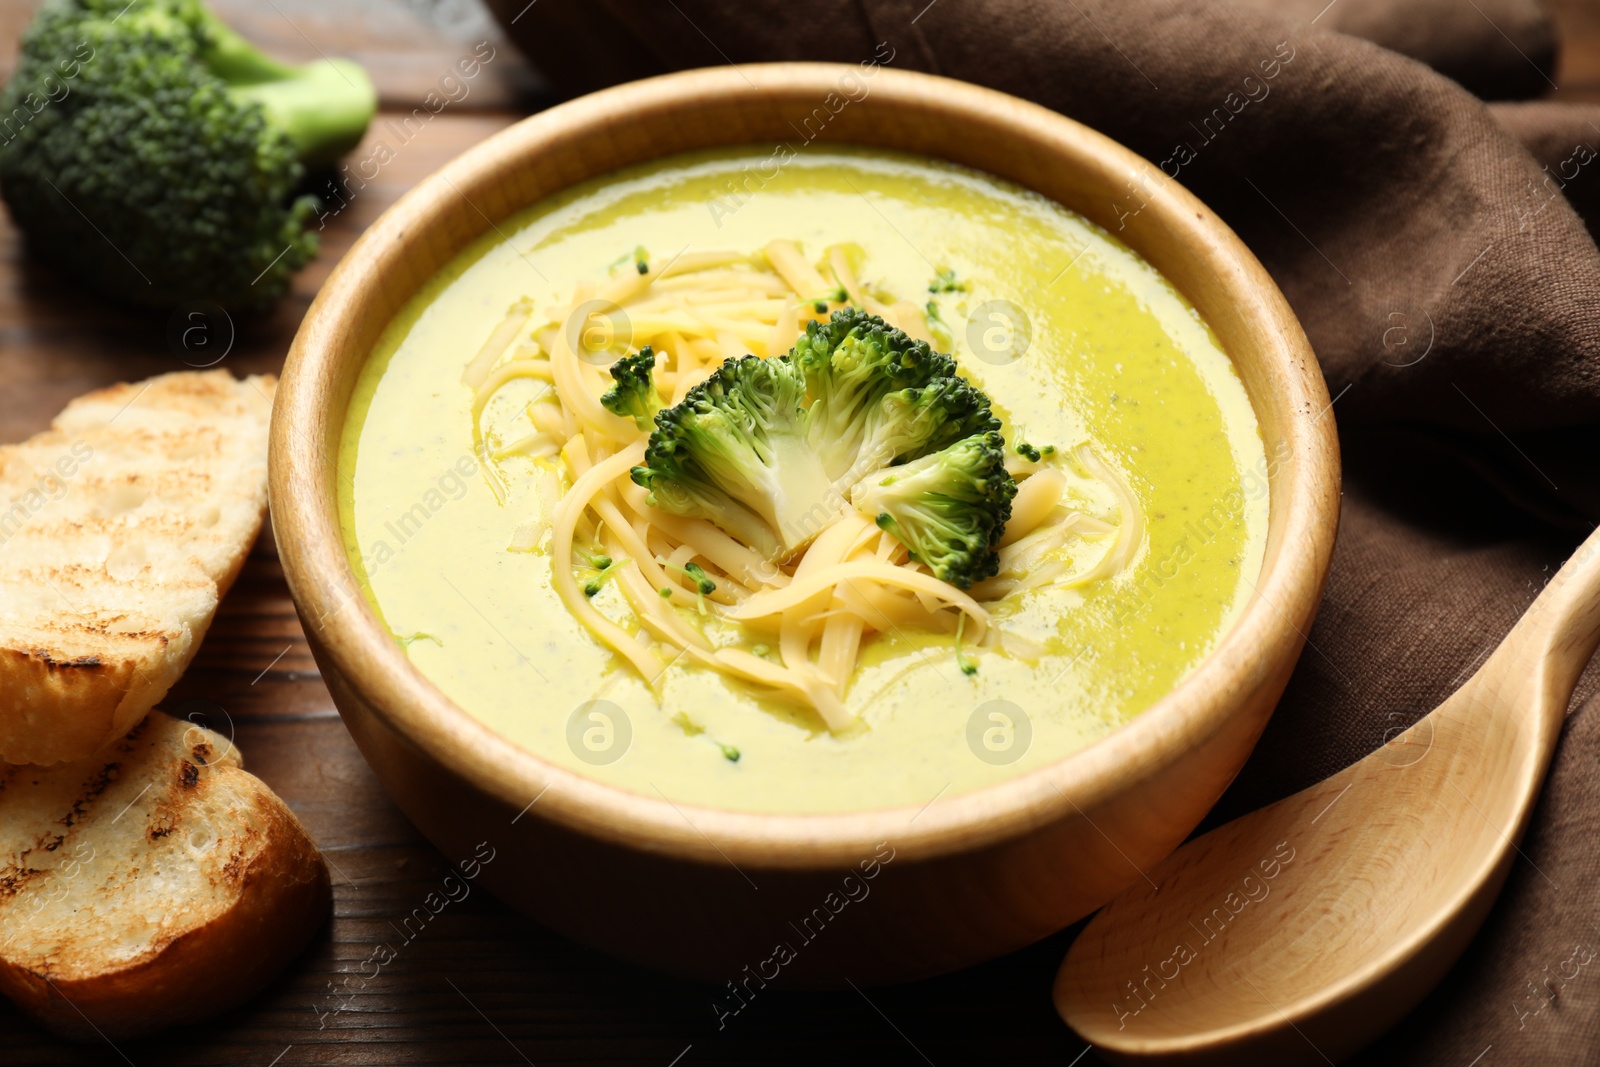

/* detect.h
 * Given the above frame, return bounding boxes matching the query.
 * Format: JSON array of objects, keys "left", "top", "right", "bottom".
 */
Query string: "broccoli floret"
[
  {"left": 632, "top": 355, "right": 836, "bottom": 559},
  {"left": 659, "top": 558, "right": 716, "bottom": 614},
  {"left": 634, "top": 311, "right": 1009, "bottom": 569},
  {"left": 851, "top": 432, "right": 1017, "bottom": 589},
  {"left": 859, "top": 374, "right": 1000, "bottom": 472},
  {"left": 681, "top": 561, "right": 716, "bottom": 594},
  {"left": 955, "top": 615, "right": 978, "bottom": 675},
  {"left": 793, "top": 307, "right": 959, "bottom": 481},
  {"left": 0, "top": 0, "right": 375, "bottom": 311},
  {"left": 795, "top": 309, "right": 998, "bottom": 478},
  {"left": 601, "top": 347, "right": 664, "bottom": 429},
  {"left": 928, "top": 269, "right": 967, "bottom": 293},
  {"left": 582, "top": 555, "right": 625, "bottom": 597},
  {"left": 924, "top": 299, "right": 954, "bottom": 348}
]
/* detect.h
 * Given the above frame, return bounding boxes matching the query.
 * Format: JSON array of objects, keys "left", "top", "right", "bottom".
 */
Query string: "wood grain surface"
[
  {"left": 0, "top": 1, "right": 1595, "bottom": 1064},
  {"left": 0, "top": 0, "right": 552, "bottom": 110}
]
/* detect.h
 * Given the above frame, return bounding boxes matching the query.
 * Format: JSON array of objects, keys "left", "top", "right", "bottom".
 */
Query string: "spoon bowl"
[{"left": 1056, "top": 529, "right": 1600, "bottom": 1063}]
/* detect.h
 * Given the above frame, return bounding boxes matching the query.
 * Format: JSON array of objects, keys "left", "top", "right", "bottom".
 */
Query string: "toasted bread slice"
[
  {"left": 0, "top": 709, "right": 329, "bottom": 1040},
  {"left": 0, "top": 371, "right": 274, "bottom": 765}
]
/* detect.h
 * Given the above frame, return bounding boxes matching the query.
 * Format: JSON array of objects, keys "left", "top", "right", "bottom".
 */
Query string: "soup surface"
[{"left": 340, "top": 147, "right": 1269, "bottom": 813}]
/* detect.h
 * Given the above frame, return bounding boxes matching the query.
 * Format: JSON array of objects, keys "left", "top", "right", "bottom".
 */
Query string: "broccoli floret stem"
[
  {"left": 955, "top": 614, "right": 978, "bottom": 675},
  {"left": 191, "top": 5, "right": 374, "bottom": 168},
  {"left": 581, "top": 555, "right": 626, "bottom": 597},
  {"left": 639, "top": 354, "right": 836, "bottom": 559},
  {"left": 682, "top": 562, "right": 717, "bottom": 594},
  {"left": 700, "top": 432, "right": 833, "bottom": 555},
  {"left": 192, "top": 5, "right": 294, "bottom": 81},
  {"left": 760, "top": 434, "right": 840, "bottom": 554},
  {"left": 226, "top": 58, "right": 375, "bottom": 169},
  {"left": 659, "top": 559, "right": 716, "bottom": 614}
]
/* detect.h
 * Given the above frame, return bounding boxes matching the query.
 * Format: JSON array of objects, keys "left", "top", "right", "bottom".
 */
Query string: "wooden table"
[{"left": 1, "top": 2, "right": 1597, "bottom": 1064}]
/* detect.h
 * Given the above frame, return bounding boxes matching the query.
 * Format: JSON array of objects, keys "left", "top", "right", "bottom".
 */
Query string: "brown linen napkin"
[{"left": 486, "top": 1, "right": 1600, "bottom": 1062}]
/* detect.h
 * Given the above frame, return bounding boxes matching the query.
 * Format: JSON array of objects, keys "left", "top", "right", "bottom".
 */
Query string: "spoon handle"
[{"left": 1489, "top": 523, "right": 1600, "bottom": 737}]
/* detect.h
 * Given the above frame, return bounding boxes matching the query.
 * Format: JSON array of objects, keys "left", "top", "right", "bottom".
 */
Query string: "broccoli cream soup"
[{"left": 339, "top": 147, "right": 1269, "bottom": 814}]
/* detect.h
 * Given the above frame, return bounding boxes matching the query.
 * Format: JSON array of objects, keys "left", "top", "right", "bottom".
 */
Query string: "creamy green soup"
[{"left": 339, "top": 147, "right": 1268, "bottom": 814}]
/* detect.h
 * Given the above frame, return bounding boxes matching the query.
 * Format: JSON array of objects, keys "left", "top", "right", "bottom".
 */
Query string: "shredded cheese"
[{"left": 464, "top": 241, "right": 1144, "bottom": 729}]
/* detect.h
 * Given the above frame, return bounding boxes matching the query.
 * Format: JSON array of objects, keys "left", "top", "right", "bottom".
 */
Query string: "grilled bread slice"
[
  {"left": 0, "top": 371, "right": 274, "bottom": 766},
  {"left": 0, "top": 709, "right": 329, "bottom": 1040}
]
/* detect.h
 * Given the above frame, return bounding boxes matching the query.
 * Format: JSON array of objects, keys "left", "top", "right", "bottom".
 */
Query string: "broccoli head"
[
  {"left": 851, "top": 431, "right": 1017, "bottom": 589},
  {"left": 857, "top": 373, "right": 1000, "bottom": 474},
  {"left": 632, "top": 355, "right": 837, "bottom": 560},
  {"left": 600, "top": 347, "right": 664, "bottom": 429},
  {"left": 793, "top": 307, "right": 958, "bottom": 481},
  {"left": 633, "top": 310, "right": 1015, "bottom": 581},
  {"left": 0, "top": 0, "right": 376, "bottom": 311}
]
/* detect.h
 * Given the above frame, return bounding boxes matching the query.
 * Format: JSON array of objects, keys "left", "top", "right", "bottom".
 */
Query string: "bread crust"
[
  {"left": 0, "top": 371, "right": 273, "bottom": 765},
  {"left": 0, "top": 712, "right": 331, "bottom": 1040}
]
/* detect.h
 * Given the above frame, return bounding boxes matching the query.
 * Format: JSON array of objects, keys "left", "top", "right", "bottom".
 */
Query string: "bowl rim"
[{"left": 272, "top": 62, "right": 1339, "bottom": 869}]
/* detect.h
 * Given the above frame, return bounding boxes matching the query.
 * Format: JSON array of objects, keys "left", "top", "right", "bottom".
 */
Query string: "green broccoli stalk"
[
  {"left": 600, "top": 347, "right": 665, "bottom": 430},
  {"left": 0, "top": 0, "right": 376, "bottom": 311},
  {"left": 632, "top": 355, "right": 836, "bottom": 560},
  {"left": 193, "top": 8, "right": 371, "bottom": 167},
  {"left": 851, "top": 432, "right": 1017, "bottom": 589}
]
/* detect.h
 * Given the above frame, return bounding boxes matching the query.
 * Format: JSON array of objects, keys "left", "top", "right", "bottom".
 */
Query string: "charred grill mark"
[
  {"left": 26, "top": 650, "right": 102, "bottom": 670},
  {"left": 61, "top": 761, "right": 121, "bottom": 830},
  {"left": 0, "top": 865, "right": 41, "bottom": 899},
  {"left": 179, "top": 760, "right": 199, "bottom": 789}
]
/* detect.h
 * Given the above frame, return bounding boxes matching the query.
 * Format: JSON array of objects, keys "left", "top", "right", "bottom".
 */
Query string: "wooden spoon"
[{"left": 1055, "top": 528, "right": 1600, "bottom": 1064}]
